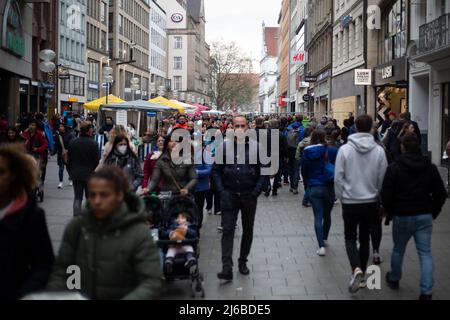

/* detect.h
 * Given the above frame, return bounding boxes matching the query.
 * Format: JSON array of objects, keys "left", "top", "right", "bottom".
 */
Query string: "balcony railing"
[{"left": 419, "top": 13, "right": 450, "bottom": 54}]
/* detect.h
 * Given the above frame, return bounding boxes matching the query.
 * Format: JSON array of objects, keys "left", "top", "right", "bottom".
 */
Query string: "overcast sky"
[{"left": 204, "top": 0, "right": 280, "bottom": 71}]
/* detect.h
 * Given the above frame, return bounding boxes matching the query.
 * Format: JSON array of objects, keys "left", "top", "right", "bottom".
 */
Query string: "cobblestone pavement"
[{"left": 42, "top": 159, "right": 450, "bottom": 300}]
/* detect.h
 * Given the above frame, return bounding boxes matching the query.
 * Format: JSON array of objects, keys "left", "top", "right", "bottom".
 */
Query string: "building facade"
[
  {"left": 277, "top": 0, "right": 290, "bottom": 113},
  {"left": 306, "top": 0, "right": 333, "bottom": 117},
  {"left": 58, "top": 0, "right": 87, "bottom": 113},
  {"left": 86, "top": 0, "right": 109, "bottom": 102},
  {"left": 161, "top": 0, "right": 210, "bottom": 105},
  {"left": 149, "top": 0, "right": 167, "bottom": 95},
  {"left": 109, "top": 0, "right": 151, "bottom": 101},
  {"left": 259, "top": 24, "right": 279, "bottom": 114},
  {"left": 410, "top": 0, "right": 450, "bottom": 165},
  {"left": 0, "top": 0, "right": 58, "bottom": 123},
  {"left": 331, "top": 0, "right": 365, "bottom": 125},
  {"left": 290, "top": 0, "right": 308, "bottom": 114}
]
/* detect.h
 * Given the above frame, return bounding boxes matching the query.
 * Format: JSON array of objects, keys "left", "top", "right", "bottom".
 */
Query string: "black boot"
[
  {"left": 238, "top": 263, "right": 250, "bottom": 275},
  {"left": 217, "top": 269, "right": 233, "bottom": 281}
]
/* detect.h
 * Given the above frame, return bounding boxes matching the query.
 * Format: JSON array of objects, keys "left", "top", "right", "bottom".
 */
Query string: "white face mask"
[{"left": 117, "top": 145, "right": 128, "bottom": 155}]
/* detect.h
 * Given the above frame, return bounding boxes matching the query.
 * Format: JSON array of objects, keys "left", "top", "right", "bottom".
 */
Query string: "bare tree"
[{"left": 209, "top": 41, "right": 258, "bottom": 111}]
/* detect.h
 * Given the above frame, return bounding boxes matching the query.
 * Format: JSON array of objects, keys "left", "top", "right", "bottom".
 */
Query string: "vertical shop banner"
[{"left": 116, "top": 110, "right": 128, "bottom": 127}]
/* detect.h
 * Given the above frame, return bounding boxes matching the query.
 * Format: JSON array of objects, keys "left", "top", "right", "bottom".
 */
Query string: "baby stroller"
[{"left": 143, "top": 192, "right": 205, "bottom": 298}]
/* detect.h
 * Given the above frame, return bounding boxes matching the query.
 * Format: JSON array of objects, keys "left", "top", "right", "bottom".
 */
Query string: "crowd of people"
[{"left": 0, "top": 109, "right": 449, "bottom": 301}]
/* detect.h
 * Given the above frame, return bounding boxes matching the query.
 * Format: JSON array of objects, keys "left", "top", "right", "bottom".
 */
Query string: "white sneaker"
[
  {"left": 349, "top": 268, "right": 364, "bottom": 293},
  {"left": 207, "top": 210, "right": 213, "bottom": 215},
  {"left": 69, "top": 181, "right": 73, "bottom": 186},
  {"left": 58, "top": 182, "right": 63, "bottom": 189},
  {"left": 316, "top": 247, "right": 326, "bottom": 256}
]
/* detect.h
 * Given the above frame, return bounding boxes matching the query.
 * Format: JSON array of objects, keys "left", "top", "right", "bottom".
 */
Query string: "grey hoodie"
[{"left": 334, "top": 133, "right": 388, "bottom": 204}]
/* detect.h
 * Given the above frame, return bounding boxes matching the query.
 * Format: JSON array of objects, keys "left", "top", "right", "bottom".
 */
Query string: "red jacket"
[
  {"left": 172, "top": 123, "right": 188, "bottom": 131},
  {"left": 142, "top": 151, "right": 164, "bottom": 190},
  {"left": 22, "top": 129, "right": 48, "bottom": 157}
]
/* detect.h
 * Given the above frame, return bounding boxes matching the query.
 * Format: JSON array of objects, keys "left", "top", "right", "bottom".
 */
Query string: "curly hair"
[{"left": 0, "top": 143, "right": 38, "bottom": 198}]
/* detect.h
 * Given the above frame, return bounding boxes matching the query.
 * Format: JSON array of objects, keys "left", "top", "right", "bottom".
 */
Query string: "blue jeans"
[
  {"left": 309, "top": 185, "right": 335, "bottom": 248},
  {"left": 390, "top": 214, "right": 434, "bottom": 295}
]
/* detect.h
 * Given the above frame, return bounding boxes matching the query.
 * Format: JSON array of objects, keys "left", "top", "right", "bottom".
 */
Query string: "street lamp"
[
  {"left": 150, "top": 83, "right": 156, "bottom": 98},
  {"left": 130, "top": 77, "right": 140, "bottom": 100},
  {"left": 39, "top": 49, "right": 56, "bottom": 73},
  {"left": 157, "top": 85, "right": 166, "bottom": 97},
  {"left": 103, "top": 66, "right": 114, "bottom": 104},
  {"left": 39, "top": 49, "right": 56, "bottom": 115}
]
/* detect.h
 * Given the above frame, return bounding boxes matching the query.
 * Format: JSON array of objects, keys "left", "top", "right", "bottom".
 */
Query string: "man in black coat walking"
[
  {"left": 68, "top": 122, "right": 100, "bottom": 216},
  {"left": 212, "top": 116, "right": 268, "bottom": 281},
  {"left": 382, "top": 133, "right": 447, "bottom": 300}
]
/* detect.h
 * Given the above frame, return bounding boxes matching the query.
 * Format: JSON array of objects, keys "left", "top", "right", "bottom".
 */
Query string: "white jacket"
[{"left": 334, "top": 133, "right": 388, "bottom": 204}]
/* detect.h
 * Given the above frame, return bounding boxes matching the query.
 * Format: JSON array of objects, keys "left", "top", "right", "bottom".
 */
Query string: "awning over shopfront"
[{"left": 84, "top": 95, "right": 124, "bottom": 111}]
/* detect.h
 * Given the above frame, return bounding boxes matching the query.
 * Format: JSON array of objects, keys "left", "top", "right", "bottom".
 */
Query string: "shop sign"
[
  {"left": 382, "top": 66, "right": 393, "bottom": 79},
  {"left": 291, "top": 51, "right": 307, "bottom": 65},
  {"left": 304, "top": 76, "right": 317, "bottom": 83},
  {"left": 2, "top": 0, "right": 25, "bottom": 57},
  {"left": 171, "top": 13, "right": 183, "bottom": 23},
  {"left": 303, "top": 94, "right": 310, "bottom": 102},
  {"left": 58, "top": 66, "right": 70, "bottom": 79},
  {"left": 116, "top": 110, "right": 128, "bottom": 127},
  {"left": 318, "top": 69, "right": 331, "bottom": 82},
  {"left": 88, "top": 82, "right": 99, "bottom": 90},
  {"left": 355, "top": 69, "right": 372, "bottom": 85}
]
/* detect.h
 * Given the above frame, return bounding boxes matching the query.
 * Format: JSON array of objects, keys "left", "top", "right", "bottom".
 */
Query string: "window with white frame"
[
  {"left": 174, "top": 57, "right": 182, "bottom": 70},
  {"left": 174, "top": 36, "right": 183, "bottom": 49},
  {"left": 173, "top": 76, "right": 182, "bottom": 91}
]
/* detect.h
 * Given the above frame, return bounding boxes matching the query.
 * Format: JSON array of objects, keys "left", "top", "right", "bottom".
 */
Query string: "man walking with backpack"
[
  {"left": 285, "top": 115, "right": 305, "bottom": 194},
  {"left": 382, "top": 133, "right": 447, "bottom": 300},
  {"left": 334, "top": 115, "right": 388, "bottom": 293}
]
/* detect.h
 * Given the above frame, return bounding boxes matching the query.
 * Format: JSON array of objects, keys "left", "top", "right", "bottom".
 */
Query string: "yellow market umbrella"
[
  {"left": 84, "top": 95, "right": 124, "bottom": 111},
  {"left": 149, "top": 96, "right": 185, "bottom": 114}
]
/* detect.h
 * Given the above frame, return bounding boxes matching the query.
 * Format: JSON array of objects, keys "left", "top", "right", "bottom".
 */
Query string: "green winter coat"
[{"left": 47, "top": 193, "right": 162, "bottom": 300}]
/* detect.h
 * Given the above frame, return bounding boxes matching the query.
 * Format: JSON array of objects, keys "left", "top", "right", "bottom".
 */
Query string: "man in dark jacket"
[
  {"left": 212, "top": 116, "right": 268, "bottom": 281},
  {"left": 382, "top": 133, "right": 447, "bottom": 300},
  {"left": 284, "top": 115, "right": 305, "bottom": 194},
  {"left": 68, "top": 122, "right": 100, "bottom": 216},
  {"left": 269, "top": 119, "right": 287, "bottom": 196}
]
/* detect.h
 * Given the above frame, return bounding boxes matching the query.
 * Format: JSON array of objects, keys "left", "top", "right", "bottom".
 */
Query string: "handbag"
[
  {"left": 323, "top": 147, "right": 335, "bottom": 183},
  {"left": 59, "top": 135, "right": 69, "bottom": 164}
]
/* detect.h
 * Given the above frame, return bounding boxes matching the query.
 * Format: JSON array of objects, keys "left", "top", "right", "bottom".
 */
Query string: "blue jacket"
[
  {"left": 284, "top": 122, "right": 305, "bottom": 142},
  {"left": 195, "top": 164, "right": 212, "bottom": 192},
  {"left": 301, "top": 144, "right": 338, "bottom": 187},
  {"left": 161, "top": 220, "right": 198, "bottom": 240}
]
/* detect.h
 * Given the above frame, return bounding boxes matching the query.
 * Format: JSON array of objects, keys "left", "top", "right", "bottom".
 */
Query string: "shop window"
[{"left": 379, "top": 0, "right": 407, "bottom": 64}]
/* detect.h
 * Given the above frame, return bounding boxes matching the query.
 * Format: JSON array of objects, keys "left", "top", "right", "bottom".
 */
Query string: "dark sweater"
[{"left": 381, "top": 152, "right": 447, "bottom": 219}]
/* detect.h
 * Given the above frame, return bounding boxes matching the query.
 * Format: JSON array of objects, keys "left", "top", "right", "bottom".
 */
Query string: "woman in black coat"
[{"left": 0, "top": 144, "right": 55, "bottom": 300}]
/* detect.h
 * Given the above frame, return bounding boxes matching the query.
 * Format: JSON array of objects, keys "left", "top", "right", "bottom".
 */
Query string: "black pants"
[
  {"left": 371, "top": 217, "right": 382, "bottom": 253},
  {"left": 205, "top": 190, "right": 214, "bottom": 211},
  {"left": 73, "top": 180, "right": 88, "bottom": 217},
  {"left": 208, "top": 188, "right": 221, "bottom": 214},
  {"left": 194, "top": 190, "right": 209, "bottom": 229},
  {"left": 220, "top": 192, "right": 258, "bottom": 272},
  {"left": 343, "top": 202, "right": 378, "bottom": 273}
]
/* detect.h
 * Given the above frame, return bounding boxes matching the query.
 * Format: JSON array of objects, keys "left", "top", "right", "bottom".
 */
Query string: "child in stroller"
[
  {"left": 142, "top": 193, "right": 205, "bottom": 298},
  {"left": 161, "top": 211, "right": 197, "bottom": 273}
]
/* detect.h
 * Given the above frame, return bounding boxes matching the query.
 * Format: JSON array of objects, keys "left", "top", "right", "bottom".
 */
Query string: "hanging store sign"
[
  {"left": 291, "top": 51, "right": 307, "bottom": 65},
  {"left": 355, "top": 69, "right": 372, "bottom": 85},
  {"left": 304, "top": 76, "right": 317, "bottom": 83},
  {"left": 2, "top": 0, "right": 25, "bottom": 57},
  {"left": 171, "top": 13, "right": 184, "bottom": 23},
  {"left": 58, "top": 66, "right": 70, "bottom": 79}
]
